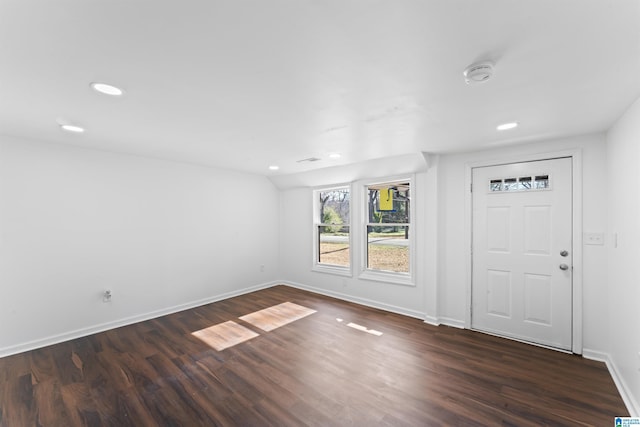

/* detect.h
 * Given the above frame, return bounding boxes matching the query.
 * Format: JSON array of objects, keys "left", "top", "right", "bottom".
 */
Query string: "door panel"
[
  {"left": 487, "top": 270, "right": 511, "bottom": 317},
  {"left": 523, "top": 205, "right": 551, "bottom": 255},
  {"left": 487, "top": 207, "right": 511, "bottom": 252},
  {"left": 523, "top": 273, "right": 552, "bottom": 325},
  {"left": 472, "top": 158, "right": 572, "bottom": 350}
]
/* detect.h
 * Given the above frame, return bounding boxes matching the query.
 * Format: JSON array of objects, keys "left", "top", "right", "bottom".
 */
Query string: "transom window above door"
[{"left": 489, "top": 175, "right": 550, "bottom": 193}]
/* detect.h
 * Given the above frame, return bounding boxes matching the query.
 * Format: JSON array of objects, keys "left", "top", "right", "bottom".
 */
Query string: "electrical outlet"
[{"left": 103, "top": 290, "right": 112, "bottom": 303}]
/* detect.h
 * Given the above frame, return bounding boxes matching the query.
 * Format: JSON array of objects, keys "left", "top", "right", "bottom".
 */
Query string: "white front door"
[{"left": 472, "top": 158, "right": 573, "bottom": 350}]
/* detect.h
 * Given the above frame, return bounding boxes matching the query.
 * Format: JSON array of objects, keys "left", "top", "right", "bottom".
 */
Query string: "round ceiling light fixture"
[
  {"left": 463, "top": 61, "right": 494, "bottom": 84},
  {"left": 268, "top": 165, "right": 280, "bottom": 171},
  {"left": 90, "top": 82, "right": 125, "bottom": 96}
]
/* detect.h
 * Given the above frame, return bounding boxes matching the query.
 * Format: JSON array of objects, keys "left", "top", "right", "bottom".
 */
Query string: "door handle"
[{"left": 559, "top": 264, "right": 569, "bottom": 271}]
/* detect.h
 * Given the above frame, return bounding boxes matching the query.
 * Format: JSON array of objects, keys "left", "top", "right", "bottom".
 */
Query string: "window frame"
[
  {"left": 312, "top": 185, "right": 353, "bottom": 277},
  {"left": 358, "top": 177, "right": 416, "bottom": 286}
]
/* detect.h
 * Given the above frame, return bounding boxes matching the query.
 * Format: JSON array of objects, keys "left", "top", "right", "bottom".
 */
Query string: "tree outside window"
[{"left": 316, "top": 188, "right": 350, "bottom": 268}]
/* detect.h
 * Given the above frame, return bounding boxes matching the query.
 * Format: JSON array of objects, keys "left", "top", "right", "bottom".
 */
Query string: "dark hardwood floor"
[{"left": 0, "top": 285, "right": 628, "bottom": 426}]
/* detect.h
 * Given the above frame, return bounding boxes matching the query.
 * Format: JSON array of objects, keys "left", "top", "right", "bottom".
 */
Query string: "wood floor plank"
[
  {"left": 32, "top": 379, "right": 70, "bottom": 426},
  {"left": 0, "top": 285, "right": 629, "bottom": 426},
  {"left": 0, "top": 374, "right": 36, "bottom": 427}
]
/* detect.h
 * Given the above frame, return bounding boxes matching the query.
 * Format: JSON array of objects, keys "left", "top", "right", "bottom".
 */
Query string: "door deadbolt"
[{"left": 560, "top": 250, "right": 569, "bottom": 257}]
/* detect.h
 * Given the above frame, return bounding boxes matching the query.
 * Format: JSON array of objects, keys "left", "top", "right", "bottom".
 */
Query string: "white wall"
[
  {"left": 0, "top": 135, "right": 280, "bottom": 356},
  {"left": 278, "top": 134, "right": 609, "bottom": 349},
  {"left": 437, "top": 134, "right": 609, "bottom": 349},
  {"left": 606, "top": 97, "right": 640, "bottom": 415},
  {"left": 2, "top": 126, "right": 633, "bottom": 411},
  {"left": 278, "top": 166, "right": 437, "bottom": 319}
]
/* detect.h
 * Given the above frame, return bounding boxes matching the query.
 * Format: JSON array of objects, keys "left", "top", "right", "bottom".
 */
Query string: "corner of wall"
[{"left": 583, "top": 349, "right": 640, "bottom": 416}]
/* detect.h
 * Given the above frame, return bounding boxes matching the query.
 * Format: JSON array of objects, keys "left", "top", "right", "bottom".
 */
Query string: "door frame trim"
[{"left": 464, "top": 149, "right": 583, "bottom": 354}]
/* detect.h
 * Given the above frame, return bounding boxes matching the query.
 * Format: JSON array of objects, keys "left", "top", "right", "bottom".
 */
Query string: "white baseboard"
[
  {"left": 0, "top": 281, "right": 278, "bottom": 358},
  {"left": 281, "top": 280, "right": 426, "bottom": 320},
  {"left": 423, "top": 315, "right": 440, "bottom": 326},
  {"left": 438, "top": 317, "right": 466, "bottom": 329},
  {"left": 17, "top": 277, "right": 637, "bottom": 416},
  {"left": 6, "top": 280, "right": 635, "bottom": 419},
  {"left": 583, "top": 349, "right": 639, "bottom": 417},
  {"left": 423, "top": 316, "right": 467, "bottom": 329},
  {"left": 0, "top": 280, "right": 426, "bottom": 358}
]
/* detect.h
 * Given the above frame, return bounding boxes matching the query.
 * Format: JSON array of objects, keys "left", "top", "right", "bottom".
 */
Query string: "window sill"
[
  {"left": 312, "top": 264, "right": 353, "bottom": 277},
  {"left": 358, "top": 269, "right": 415, "bottom": 286}
]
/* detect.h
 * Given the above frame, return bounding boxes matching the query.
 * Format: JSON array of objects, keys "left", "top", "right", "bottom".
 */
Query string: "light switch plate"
[{"left": 584, "top": 232, "right": 604, "bottom": 245}]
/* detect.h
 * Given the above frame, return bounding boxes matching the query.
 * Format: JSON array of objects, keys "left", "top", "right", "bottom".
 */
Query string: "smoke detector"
[{"left": 463, "top": 61, "right": 494, "bottom": 84}]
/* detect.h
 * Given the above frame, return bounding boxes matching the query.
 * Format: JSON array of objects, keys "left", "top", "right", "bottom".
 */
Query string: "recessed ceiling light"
[
  {"left": 497, "top": 122, "right": 518, "bottom": 131},
  {"left": 328, "top": 153, "right": 341, "bottom": 159},
  {"left": 60, "top": 124, "right": 85, "bottom": 133},
  {"left": 90, "top": 82, "right": 124, "bottom": 96},
  {"left": 268, "top": 165, "right": 279, "bottom": 171}
]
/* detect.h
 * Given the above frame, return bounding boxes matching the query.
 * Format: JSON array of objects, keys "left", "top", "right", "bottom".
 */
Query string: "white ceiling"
[{"left": 1, "top": 1, "right": 639, "bottom": 176}]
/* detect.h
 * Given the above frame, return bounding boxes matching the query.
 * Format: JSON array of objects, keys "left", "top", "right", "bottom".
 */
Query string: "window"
[
  {"left": 365, "top": 181, "right": 410, "bottom": 275},
  {"left": 489, "top": 174, "right": 550, "bottom": 192},
  {"left": 314, "top": 187, "right": 350, "bottom": 272},
  {"left": 312, "top": 178, "right": 414, "bottom": 285}
]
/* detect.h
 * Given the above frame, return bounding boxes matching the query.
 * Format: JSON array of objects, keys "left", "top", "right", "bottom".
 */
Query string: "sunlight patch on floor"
[
  {"left": 336, "top": 318, "right": 383, "bottom": 336},
  {"left": 239, "top": 302, "right": 316, "bottom": 332},
  {"left": 192, "top": 321, "right": 259, "bottom": 351},
  {"left": 347, "top": 322, "right": 383, "bottom": 336}
]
